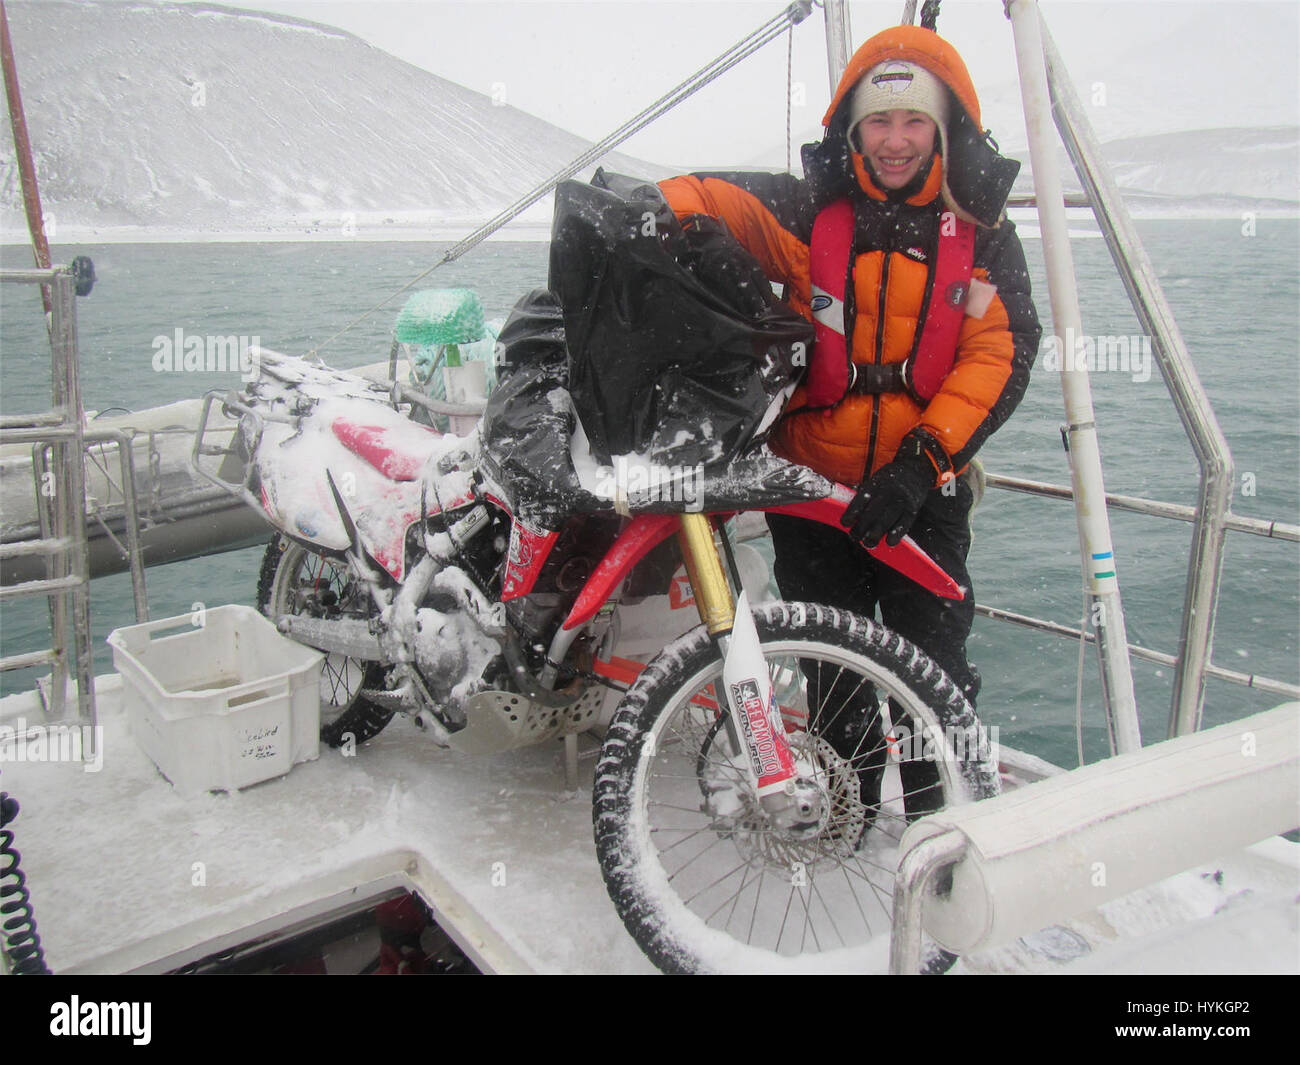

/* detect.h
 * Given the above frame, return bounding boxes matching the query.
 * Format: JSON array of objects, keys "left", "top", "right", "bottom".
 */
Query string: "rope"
[
  {"left": 920, "top": 0, "right": 942, "bottom": 31},
  {"left": 306, "top": 1, "right": 815, "bottom": 359}
]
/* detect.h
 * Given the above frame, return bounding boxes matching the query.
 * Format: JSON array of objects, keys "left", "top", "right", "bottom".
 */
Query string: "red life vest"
[{"left": 805, "top": 197, "right": 975, "bottom": 408}]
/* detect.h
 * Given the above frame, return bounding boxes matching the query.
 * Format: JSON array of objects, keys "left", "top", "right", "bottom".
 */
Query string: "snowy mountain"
[
  {"left": 734, "top": 0, "right": 1298, "bottom": 215},
  {"left": 1007, "top": 126, "right": 1300, "bottom": 214},
  {"left": 0, "top": 0, "right": 670, "bottom": 238},
  {"left": 739, "top": 119, "right": 1298, "bottom": 216}
]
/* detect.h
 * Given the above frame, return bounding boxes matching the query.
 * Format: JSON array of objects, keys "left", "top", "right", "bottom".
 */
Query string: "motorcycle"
[{"left": 194, "top": 341, "right": 997, "bottom": 974}]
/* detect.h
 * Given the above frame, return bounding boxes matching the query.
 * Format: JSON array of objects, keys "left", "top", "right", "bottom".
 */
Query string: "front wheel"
[
  {"left": 592, "top": 601, "right": 999, "bottom": 974},
  {"left": 256, "top": 535, "right": 395, "bottom": 748}
]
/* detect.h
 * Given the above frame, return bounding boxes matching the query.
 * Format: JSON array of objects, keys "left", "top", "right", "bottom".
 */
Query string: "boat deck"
[{"left": 1, "top": 677, "right": 1296, "bottom": 975}]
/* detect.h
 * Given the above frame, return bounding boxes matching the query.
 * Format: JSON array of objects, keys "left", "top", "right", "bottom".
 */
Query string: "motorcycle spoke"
[
  {"left": 838, "top": 851, "right": 899, "bottom": 913},
  {"left": 647, "top": 800, "right": 716, "bottom": 817},
  {"left": 796, "top": 879, "right": 822, "bottom": 954},
  {"left": 838, "top": 859, "right": 880, "bottom": 936},
  {"left": 651, "top": 824, "right": 716, "bottom": 855},
  {"left": 680, "top": 856, "right": 754, "bottom": 908},
  {"left": 775, "top": 881, "right": 797, "bottom": 954},
  {"left": 710, "top": 857, "right": 759, "bottom": 930},
  {"left": 805, "top": 872, "right": 846, "bottom": 949},
  {"left": 663, "top": 831, "right": 733, "bottom": 884}
]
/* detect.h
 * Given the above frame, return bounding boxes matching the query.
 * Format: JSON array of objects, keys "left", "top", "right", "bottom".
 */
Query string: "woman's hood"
[
  {"left": 804, "top": 24, "right": 1019, "bottom": 228},
  {"left": 824, "top": 23, "right": 981, "bottom": 132}
]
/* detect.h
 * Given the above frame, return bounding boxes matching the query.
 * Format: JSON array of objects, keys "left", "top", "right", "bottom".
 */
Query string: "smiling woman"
[
  {"left": 846, "top": 56, "right": 951, "bottom": 193},
  {"left": 854, "top": 110, "right": 937, "bottom": 190},
  {"left": 656, "top": 22, "right": 1038, "bottom": 742}
]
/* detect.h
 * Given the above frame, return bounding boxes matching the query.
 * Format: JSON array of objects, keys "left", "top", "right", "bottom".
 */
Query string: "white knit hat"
[
  {"left": 847, "top": 60, "right": 950, "bottom": 156},
  {"left": 846, "top": 58, "right": 978, "bottom": 220}
]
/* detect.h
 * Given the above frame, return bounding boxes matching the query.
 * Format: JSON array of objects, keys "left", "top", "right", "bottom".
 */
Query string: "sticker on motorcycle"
[
  {"left": 501, "top": 521, "right": 559, "bottom": 600},
  {"left": 729, "top": 677, "right": 796, "bottom": 787}
]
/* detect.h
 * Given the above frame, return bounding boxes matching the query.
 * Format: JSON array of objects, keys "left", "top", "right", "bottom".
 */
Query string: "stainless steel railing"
[{"left": 0, "top": 268, "right": 97, "bottom": 731}]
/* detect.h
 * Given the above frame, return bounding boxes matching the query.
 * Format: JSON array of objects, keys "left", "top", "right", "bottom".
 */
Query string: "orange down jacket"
[{"left": 659, "top": 25, "right": 1040, "bottom": 487}]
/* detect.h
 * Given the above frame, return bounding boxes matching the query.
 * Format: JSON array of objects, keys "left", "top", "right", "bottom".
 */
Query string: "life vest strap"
[
  {"left": 910, "top": 214, "right": 976, "bottom": 401},
  {"left": 847, "top": 362, "right": 908, "bottom": 394}
]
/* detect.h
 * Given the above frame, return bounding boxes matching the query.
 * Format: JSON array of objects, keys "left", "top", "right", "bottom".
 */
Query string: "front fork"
[{"left": 675, "top": 513, "right": 822, "bottom": 830}]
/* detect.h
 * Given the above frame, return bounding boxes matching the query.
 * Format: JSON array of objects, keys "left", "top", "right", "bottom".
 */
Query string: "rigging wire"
[
  {"left": 1075, "top": 597, "right": 1088, "bottom": 767},
  {"left": 306, "top": 1, "right": 816, "bottom": 359}
]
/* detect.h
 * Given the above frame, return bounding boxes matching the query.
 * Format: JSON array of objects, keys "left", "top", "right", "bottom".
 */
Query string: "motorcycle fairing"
[
  {"left": 560, "top": 513, "right": 680, "bottom": 631},
  {"left": 765, "top": 484, "right": 965, "bottom": 601},
  {"left": 558, "top": 485, "right": 962, "bottom": 634},
  {"left": 331, "top": 416, "right": 444, "bottom": 482},
  {"left": 256, "top": 399, "right": 472, "bottom": 582}
]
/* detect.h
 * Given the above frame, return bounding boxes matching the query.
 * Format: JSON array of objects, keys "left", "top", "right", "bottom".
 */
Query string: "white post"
[
  {"left": 442, "top": 362, "right": 486, "bottom": 437},
  {"left": 1007, "top": 0, "right": 1142, "bottom": 754},
  {"left": 821, "top": 0, "right": 852, "bottom": 94}
]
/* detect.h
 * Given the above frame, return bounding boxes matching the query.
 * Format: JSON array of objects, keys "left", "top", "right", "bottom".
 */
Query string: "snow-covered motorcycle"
[
  {"left": 194, "top": 342, "right": 996, "bottom": 973},
  {"left": 193, "top": 172, "right": 997, "bottom": 972}
]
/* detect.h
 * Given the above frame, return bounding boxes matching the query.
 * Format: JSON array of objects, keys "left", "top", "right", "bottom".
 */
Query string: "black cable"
[{"left": 0, "top": 773, "right": 51, "bottom": 974}]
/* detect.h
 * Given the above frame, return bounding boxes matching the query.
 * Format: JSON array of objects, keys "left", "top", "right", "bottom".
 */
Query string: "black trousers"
[
  {"left": 766, "top": 480, "right": 979, "bottom": 822},
  {"left": 766, "top": 478, "right": 980, "bottom": 706}
]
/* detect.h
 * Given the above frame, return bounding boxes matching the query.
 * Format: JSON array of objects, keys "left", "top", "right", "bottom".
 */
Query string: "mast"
[
  {"left": 0, "top": 0, "right": 52, "bottom": 315},
  {"left": 821, "top": 0, "right": 851, "bottom": 93}
]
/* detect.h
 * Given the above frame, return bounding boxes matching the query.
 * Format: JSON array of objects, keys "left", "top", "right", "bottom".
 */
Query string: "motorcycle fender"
[
  {"left": 764, "top": 485, "right": 965, "bottom": 601},
  {"left": 560, "top": 513, "right": 680, "bottom": 632}
]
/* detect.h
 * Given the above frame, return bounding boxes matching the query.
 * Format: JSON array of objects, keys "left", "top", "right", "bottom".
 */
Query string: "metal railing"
[
  {"left": 1036, "top": 18, "right": 1240, "bottom": 738},
  {"left": 975, "top": 472, "right": 1299, "bottom": 701},
  {"left": 0, "top": 268, "right": 96, "bottom": 731}
]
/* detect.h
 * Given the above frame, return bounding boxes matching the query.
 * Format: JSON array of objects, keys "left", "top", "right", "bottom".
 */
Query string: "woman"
[{"left": 659, "top": 23, "right": 1040, "bottom": 814}]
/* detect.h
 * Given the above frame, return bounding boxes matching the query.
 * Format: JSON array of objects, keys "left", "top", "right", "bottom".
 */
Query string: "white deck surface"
[
  {"left": 1, "top": 676, "right": 1296, "bottom": 975},
  {"left": 1, "top": 676, "right": 657, "bottom": 974}
]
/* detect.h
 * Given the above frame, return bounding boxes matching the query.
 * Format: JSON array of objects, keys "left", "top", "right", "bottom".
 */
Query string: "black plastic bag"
[
  {"left": 548, "top": 170, "right": 813, "bottom": 469},
  {"left": 480, "top": 287, "right": 831, "bottom": 526}
]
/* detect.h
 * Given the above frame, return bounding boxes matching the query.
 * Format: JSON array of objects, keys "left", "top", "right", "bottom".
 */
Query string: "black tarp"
[
  {"left": 548, "top": 170, "right": 814, "bottom": 469},
  {"left": 478, "top": 173, "right": 829, "bottom": 526}
]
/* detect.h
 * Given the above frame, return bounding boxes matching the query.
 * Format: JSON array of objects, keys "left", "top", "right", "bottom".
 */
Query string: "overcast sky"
[{"left": 176, "top": 0, "right": 1298, "bottom": 168}]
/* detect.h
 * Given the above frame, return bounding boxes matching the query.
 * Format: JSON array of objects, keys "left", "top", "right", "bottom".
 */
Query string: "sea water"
[{"left": 1, "top": 220, "right": 1296, "bottom": 768}]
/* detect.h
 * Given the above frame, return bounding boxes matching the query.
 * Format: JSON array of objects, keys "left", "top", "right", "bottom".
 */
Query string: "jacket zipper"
[{"left": 863, "top": 203, "right": 898, "bottom": 477}]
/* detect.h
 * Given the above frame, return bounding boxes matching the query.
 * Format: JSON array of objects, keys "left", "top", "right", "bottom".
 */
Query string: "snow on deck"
[
  {"left": 0, "top": 676, "right": 655, "bottom": 974},
  {"left": 1, "top": 676, "right": 1296, "bottom": 975}
]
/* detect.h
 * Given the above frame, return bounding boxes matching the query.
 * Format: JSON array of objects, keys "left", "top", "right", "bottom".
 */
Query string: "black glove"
[{"left": 841, "top": 429, "right": 947, "bottom": 548}]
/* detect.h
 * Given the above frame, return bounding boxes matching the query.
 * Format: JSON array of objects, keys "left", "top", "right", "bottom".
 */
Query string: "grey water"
[{"left": 1, "top": 219, "right": 1297, "bottom": 768}]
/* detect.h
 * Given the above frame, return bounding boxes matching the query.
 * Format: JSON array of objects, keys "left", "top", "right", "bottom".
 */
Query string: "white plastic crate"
[{"left": 107, "top": 605, "right": 324, "bottom": 796}]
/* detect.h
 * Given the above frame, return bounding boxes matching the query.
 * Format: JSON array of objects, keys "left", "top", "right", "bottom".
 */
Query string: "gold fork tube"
[{"left": 676, "top": 512, "right": 734, "bottom": 636}]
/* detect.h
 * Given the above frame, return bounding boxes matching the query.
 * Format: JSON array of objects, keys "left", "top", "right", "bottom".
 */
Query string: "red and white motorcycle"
[{"left": 195, "top": 346, "right": 997, "bottom": 974}]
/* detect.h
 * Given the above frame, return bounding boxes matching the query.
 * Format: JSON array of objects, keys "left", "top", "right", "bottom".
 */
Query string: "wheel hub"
[{"left": 701, "top": 733, "right": 865, "bottom": 868}]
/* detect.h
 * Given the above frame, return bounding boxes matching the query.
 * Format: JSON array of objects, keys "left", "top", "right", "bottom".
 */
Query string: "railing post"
[
  {"left": 1036, "top": 20, "right": 1234, "bottom": 738},
  {"left": 1006, "top": 0, "right": 1141, "bottom": 754}
]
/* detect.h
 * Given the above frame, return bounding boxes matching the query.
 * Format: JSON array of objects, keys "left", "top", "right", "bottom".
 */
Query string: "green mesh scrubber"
[{"left": 395, "top": 289, "right": 486, "bottom": 346}]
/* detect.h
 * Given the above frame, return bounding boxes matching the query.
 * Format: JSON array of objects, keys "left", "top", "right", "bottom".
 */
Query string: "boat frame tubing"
[
  {"left": 821, "top": 0, "right": 852, "bottom": 94},
  {"left": 0, "top": 269, "right": 97, "bottom": 736},
  {"left": 1038, "top": 20, "right": 1235, "bottom": 739},
  {"left": 1008, "top": 0, "right": 1141, "bottom": 754},
  {"left": 30, "top": 428, "right": 149, "bottom": 621}
]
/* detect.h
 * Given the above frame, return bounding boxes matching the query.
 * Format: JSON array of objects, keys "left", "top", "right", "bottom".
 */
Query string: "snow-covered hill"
[
  {"left": 740, "top": 120, "right": 1298, "bottom": 217},
  {"left": 1007, "top": 126, "right": 1300, "bottom": 215},
  {"left": 735, "top": 1, "right": 1298, "bottom": 216},
  {"left": 0, "top": 0, "right": 670, "bottom": 239}
]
